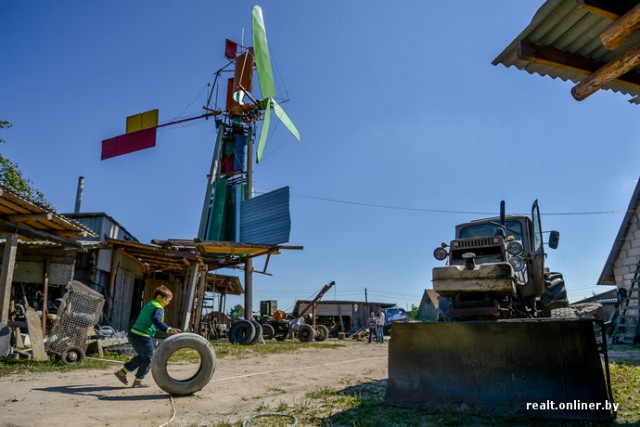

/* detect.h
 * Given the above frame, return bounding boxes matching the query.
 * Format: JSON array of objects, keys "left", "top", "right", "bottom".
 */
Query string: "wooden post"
[
  {"left": 181, "top": 263, "right": 200, "bottom": 331},
  {"left": 107, "top": 249, "right": 120, "bottom": 320},
  {"left": 194, "top": 265, "right": 208, "bottom": 334},
  {"left": 41, "top": 259, "right": 50, "bottom": 335},
  {"left": 572, "top": 42, "right": 640, "bottom": 100},
  {"left": 601, "top": 4, "right": 640, "bottom": 51},
  {"left": 0, "top": 232, "right": 18, "bottom": 324}
]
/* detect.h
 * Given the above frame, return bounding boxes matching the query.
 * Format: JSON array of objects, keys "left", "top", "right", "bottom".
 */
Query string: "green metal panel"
[{"left": 206, "top": 178, "right": 228, "bottom": 241}]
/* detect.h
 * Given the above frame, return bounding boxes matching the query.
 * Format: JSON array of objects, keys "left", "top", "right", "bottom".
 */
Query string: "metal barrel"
[{"left": 386, "top": 320, "right": 614, "bottom": 420}]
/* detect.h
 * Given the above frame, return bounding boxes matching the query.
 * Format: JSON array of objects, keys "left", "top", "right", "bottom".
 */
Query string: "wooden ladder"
[{"left": 614, "top": 260, "right": 640, "bottom": 344}]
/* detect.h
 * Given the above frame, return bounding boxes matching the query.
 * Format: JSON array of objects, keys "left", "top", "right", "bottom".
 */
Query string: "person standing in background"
[{"left": 377, "top": 308, "right": 385, "bottom": 344}]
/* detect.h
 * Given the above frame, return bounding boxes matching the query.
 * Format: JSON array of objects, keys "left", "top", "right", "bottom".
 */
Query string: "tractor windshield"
[{"left": 459, "top": 220, "right": 523, "bottom": 242}]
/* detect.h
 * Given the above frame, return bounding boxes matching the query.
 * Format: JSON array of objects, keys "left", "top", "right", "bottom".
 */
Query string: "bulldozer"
[{"left": 386, "top": 201, "right": 615, "bottom": 420}]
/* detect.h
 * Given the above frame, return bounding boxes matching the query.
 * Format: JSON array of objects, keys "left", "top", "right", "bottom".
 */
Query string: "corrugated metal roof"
[
  {"left": 240, "top": 186, "right": 291, "bottom": 245},
  {"left": 0, "top": 185, "right": 96, "bottom": 241},
  {"left": 493, "top": 0, "right": 640, "bottom": 101},
  {"left": 207, "top": 274, "right": 243, "bottom": 295},
  {"left": 63, "top": 212, "right": 138, "bottom": 243}
]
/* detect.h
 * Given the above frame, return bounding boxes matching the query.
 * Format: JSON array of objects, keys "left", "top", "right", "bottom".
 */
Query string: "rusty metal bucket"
[{"left": 385, "top": 320, "right": 614, "bottom": 420}]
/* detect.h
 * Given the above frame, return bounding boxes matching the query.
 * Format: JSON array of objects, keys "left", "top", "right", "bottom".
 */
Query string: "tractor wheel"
[
  {"left": 249, "top": 320, "right": 263, "bottom": 345},
  {"left": 60, "top": 346, "right": 85, "bottom": 366},
  {"left": 314, "top": 325, "right": 329, "bottom": 341},
  {"left": 262, "top": 324, "right": 275, "bottom": 340},
  {"left": 151, "top": 333, "right": 216, "bottom": 396},
  {"left": 297, "top": 324, "right": 315, "bottom": 343},
  {"left": 540, "top": 272, "right": 569, "bottom": 310},
  {"left": 228, "top": 320, "right": 255, "bottom": 345}
]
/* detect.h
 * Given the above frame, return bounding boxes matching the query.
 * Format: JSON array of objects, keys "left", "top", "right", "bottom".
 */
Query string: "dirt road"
[{"left": 0, "top": 340, "right": 388, "bottom": 426}]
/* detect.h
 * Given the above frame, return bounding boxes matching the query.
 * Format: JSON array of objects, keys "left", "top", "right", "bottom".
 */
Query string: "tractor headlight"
[
  {"left": 433, "top": 247, "right": 448, "bottom": 261},
  {"left": 507, "top": 241, "right": 523, "bottom": 256},
  {"left": 508, "top": 256, "right": 525, "bottom": 272}
]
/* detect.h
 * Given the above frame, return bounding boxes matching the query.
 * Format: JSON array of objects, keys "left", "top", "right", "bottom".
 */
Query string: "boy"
[{"left": 114, "top": 285, "right": 181, "bottom": 388}]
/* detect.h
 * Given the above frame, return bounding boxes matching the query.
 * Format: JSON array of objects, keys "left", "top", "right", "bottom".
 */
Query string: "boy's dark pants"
[{"left": 124, "top": 332, "right": 154, "bottom": 379}]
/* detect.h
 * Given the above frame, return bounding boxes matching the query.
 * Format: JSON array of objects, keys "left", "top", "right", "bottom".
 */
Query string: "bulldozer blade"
[{"left": 386, "top": 320, "right": 614, "bottom": 420}]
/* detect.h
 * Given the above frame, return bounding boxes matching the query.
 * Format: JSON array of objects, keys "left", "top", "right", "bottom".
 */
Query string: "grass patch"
[
  {"left": 0, "top": 341, "right": 345, "bottom": 377},
  {"left": 249, "top": 363, "right": 640, "bottom": 426},
  {"left": 610, "top": 362, "right": 640, "bottom": 423},
  {"left": 0, "top": 353, "right": 126, "bottom": 377},
  {"left": 212, "top": 341, "right": 344, "bottom": 359}
]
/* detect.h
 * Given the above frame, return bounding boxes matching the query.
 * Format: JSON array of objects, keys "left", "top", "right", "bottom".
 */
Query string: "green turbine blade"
[
  {"left": 256, "top": 98, "right": 272, "bottom": 163},
  {"left": 252, "top": 5, "right": 276, "bottom": 99},
  {"left": 271, "top": 98, "right": 300, "bottom": 141}
]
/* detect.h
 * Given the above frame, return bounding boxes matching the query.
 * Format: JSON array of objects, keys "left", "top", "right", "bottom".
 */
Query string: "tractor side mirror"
[{"left": 548, "top": 231, "right": 560, "bottom": 249}]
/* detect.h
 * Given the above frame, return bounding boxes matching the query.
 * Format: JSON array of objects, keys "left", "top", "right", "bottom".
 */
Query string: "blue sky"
[{"left": 2, "top": 1, "right": 638, "bottom": 313}]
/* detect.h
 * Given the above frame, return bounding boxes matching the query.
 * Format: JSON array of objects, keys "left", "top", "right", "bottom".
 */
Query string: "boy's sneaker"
[
  {"left": 132, "top": 380, "right": 150, "bottom": 388},
  {"left": 114, "top": 370, "right": 128, "bottom": 385}
]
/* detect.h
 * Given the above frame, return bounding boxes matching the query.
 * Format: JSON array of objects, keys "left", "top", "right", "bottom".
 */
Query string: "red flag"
[
  {"left": 225, "top": 39, "right": 238, "bottom": 60},
  {"left": 101, "top": 127, "right": 157, "bottom": 160}
]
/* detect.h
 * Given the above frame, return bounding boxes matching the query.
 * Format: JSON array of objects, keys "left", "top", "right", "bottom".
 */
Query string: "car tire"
[
  {"left": 314, "top": 325, "right": 329, "bottom": 342},
  {"left": 262, "top": 324, "right": 275, "bottom": 340},
  {"left": 228, "top": 320, "right": 255, "bottom": 345},
  {"left": 297, "top": 324, "right": 315, "bottom": 343},
  {"left": 249, "top": 320, "right": 263, "bottom": 345},
  {"left": 151, "top": 333, "right": 216, "bottom": 396}
]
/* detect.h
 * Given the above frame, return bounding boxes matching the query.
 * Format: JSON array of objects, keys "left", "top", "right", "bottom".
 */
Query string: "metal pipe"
[
  {"left": 244, "top": 126, "right": 254, "bottom": 320},
  {"left": 74, "top": 176, "right": 84, "bottom": 213},
  {"left": 197, "top": 122, "right": 226, "bottom": 239}
]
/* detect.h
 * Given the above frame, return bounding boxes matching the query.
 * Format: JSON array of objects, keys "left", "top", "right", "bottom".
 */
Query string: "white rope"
[
  {"left": 85, "top": 357, "right": 122, "bottom": 364},
  {"left": 158, "top": 395, "right": 176, "bottom": 427},
  {"left": 212, "top": 355, "right": 385, "bottom": 382}
]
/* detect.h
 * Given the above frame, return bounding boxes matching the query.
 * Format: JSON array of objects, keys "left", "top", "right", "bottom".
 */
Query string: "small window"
[{"left": 532, "top": 203, "right": 542, "bottom": 251}]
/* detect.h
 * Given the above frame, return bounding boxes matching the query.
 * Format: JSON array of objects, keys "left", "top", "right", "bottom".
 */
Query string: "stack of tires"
[{"left": 228, "top": 320, "right": 263, "bottom": 345}]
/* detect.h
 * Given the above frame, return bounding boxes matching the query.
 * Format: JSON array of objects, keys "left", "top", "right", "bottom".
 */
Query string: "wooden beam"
[
  {"left": 572, "top": 42, "right": 640, "bottom": 100},
  {"left": 0, "top": 218, "right": 82, "bottom": 248},
  {"left": 518, "top": 40, "right": 640, "bottom": 90},
  {"left": 601, "top": 4, "right": 640, "bottom": 51},
  {"left": 577, "top": 0, "right": 624, "bottom": 21},
  {"left": 6, "top": 213, "right": 53, "bottom": 224},
  {"left": 0, "top": 232, "right": 18, "bottom": 323},
  {"left": 194, "top": 264, "right": 208, "bottom": 333}
]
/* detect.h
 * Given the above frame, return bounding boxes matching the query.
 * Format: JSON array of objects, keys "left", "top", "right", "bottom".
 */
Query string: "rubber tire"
[
  {"left": 228, "top": 320, "right": 255, "bottom": 345},
  {"left": 550, "top": 307, "right": 579, "bottom": 319},
  {"left": 298, "top": 324, "right": 315, "bottom": 343},
  {"left": 262, "top": 324, "right": 275, "bottom": 340},
  {"left": 249, "top": 320, "right": 263, "bottom": 345},
  {"left": 60, "top": 346, "right": 85, "bottom": 366},
  {"left": 314, "top": 325, "right": 329, "bottom": 342},
  {"left": 151, "top": 333, "right": 216, "bottom": 396},
  {"left": 540, "top": 272, "right": 569, "bottom": 309}
]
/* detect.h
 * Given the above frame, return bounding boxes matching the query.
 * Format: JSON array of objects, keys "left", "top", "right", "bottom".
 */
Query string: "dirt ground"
[
  {"left": 0, "top": 340, "right": 388, "bottom": 427},
  {"left": 2, "top": 340, "right": 639, "bottom": 427}
]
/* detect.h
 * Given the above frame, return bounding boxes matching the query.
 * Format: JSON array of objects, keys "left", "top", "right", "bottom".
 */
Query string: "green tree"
[
  {"left": 228, "top": 304, "right": 245, "bottom": 320},
  {"left": 0, "top": 120, "right": 11, "bottom": 144},
  {"left": 407, "top": 304, "right": 419, "bottom": 321},
  {"left": 0, "top": 120, "right": 51, "bottom": 208}
]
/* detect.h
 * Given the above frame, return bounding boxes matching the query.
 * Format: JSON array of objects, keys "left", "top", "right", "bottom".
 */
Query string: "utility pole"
[
  {"left": 364, "top": 288, "right": 368, "bottom": 303},
  {"left": 244, "top": 126, "right": 254, "bottom": 320}
]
